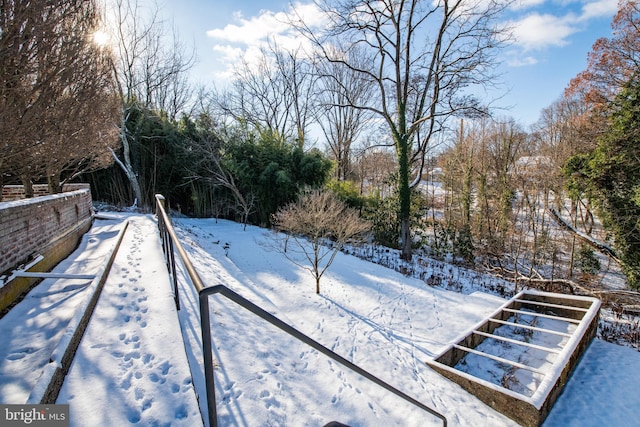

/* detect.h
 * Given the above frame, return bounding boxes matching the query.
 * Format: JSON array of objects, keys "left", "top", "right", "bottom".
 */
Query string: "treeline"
[
  {"left": 85, "top": 104, "right": 332, "bottom": 226},
  {"left": 2, "top": 0, "right": 640, "bottom": 289},
  {"left": 435, "top": 1, "right": 640, "bottom": 288},
  {"left": 0, "top": 0, "right": 118, "bottom": 194}
]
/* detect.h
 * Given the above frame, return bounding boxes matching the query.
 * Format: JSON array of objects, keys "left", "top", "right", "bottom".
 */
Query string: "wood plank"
[
  {"left": 472, "top": 330, "right": 562, "bottom": 354},
  {"left": 488, "top": 318, "right": 573, "bottom": 338},
  {"left": 13, "top": 272, "right": 96, "bottom": 280},
  {"left": 514, "top": 299, "right": 589, "bottom": 313},
  {"left": 502, "top": 308, "right": 581, "bottom": 324},
  {"left": 453, "top": 344, "right": 546, "bottom": 375}
]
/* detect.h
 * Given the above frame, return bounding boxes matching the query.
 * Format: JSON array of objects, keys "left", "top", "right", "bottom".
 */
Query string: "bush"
[{"left": 577, "top": 245, "right": 601, "bottom": 275}]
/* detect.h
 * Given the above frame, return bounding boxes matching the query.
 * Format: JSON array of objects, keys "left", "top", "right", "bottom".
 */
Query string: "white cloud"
[
  {"left": 206, "top": 11, "right": 291, "bottom": 45},
  {"left": 506, "top": 54, "right": 539, "bottom": 67},
  {"left": 510, "top": 12, "right": 577, "bottom": 50},
  {"left": 510, "top": 0, "right": 547, "bottom": 11},
  {"left": 206, "top": 2, "right": 327, "bottom": 79},
  {"left": 579, "top": 0, "right": 618, "bottom": 21},
  {"left": 507, "top": 0, "right": 617, "bottom": 53}
]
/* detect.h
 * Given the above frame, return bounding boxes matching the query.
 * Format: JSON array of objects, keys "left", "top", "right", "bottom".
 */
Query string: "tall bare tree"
[
  {"left": 315, "top": 46, "right": 375, "bottom": 181},
  {"left": 0, "top": 0, "right": 118, "bottom": 196},
  {"left": 218, "top": 41, "right": 316, "bottom": 148},
  {"left": 532, "top": 96, "right": 596, "bottom": 276},
  {"left": 292, "top": 0, "right": 511, "bottom": 259},
  {"left": 105, "top": 0, "right": 194, "bottom": 209}
]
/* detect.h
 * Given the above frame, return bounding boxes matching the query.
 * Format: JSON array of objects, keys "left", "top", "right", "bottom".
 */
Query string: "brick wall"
[
  {"left": 1, "top": 183, "right": 90, "bottom": 201},
  {"left": 0, "top": 188, "right": 93, "bottom": 275}
]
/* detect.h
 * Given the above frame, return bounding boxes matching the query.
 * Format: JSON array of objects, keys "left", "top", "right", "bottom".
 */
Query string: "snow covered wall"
[
  {"left": 1, "top": 183, "right": 90, "bottom": 202},
  {"left": 0, "top": 187, "right": 93, "bottom": 311}
]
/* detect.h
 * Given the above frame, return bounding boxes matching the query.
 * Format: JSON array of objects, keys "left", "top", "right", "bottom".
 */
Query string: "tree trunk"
[
  {"left": 110, "top": 146, "right": 144, "bottom": 208},
  {"left": 48, "top": 173, "right": 61, "bottom": 194},
  {"left": 109, "top": 114, "right": 145, "bottom": 209},
  {"left": 398, "top": 137, "right": 412, "bottom": 261},
  {"left": 21, "top": 176, "right": 33, "bottom": 198}
]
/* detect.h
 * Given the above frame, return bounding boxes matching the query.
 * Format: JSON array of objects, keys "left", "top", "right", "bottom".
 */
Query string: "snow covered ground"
[
  {"left": 171, "top": 217, "right": 640, "bottom": 427},
  {"left": 1, "top": 213, "right": 639, "bottom": 426},
  {"left": 0, "top": 218, "right": 123, "bottom": 404},
  {"left": 57, "top": 215, "right": 202, "bottom": 426}
]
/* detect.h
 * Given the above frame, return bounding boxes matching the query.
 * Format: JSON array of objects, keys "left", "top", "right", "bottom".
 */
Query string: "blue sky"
[{"left": 159, "top": 0, "right": 618, "bottom": 127}]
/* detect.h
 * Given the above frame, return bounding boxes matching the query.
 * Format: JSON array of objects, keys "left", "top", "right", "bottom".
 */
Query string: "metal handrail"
[{"left": 154, "top": 194, "right": 448, "bottom": 427}]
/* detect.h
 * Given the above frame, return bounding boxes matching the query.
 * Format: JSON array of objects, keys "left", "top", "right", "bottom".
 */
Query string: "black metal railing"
[{"left": 155, "top": 194, "right": 448, "bottom": 427}]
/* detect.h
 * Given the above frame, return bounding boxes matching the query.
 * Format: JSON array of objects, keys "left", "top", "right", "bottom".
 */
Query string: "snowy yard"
[
  {"left": 171, "top": 217, "right": 640, "bottom": 427},
  {"left": 2, "top": 213, "right": 639, "bottom": 426}
]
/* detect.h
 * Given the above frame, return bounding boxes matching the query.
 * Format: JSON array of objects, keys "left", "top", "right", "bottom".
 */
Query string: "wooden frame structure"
[{"left": 426, "top": 290, "right": 600, "bottom": 426}]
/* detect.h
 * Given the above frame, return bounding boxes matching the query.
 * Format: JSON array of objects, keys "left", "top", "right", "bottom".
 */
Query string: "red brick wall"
[
  {"left": 1, "top": 183, "right": 90, "bottom": 201},
  {"left": 0, "top": 188, "right": 93, "bottom": 275}
]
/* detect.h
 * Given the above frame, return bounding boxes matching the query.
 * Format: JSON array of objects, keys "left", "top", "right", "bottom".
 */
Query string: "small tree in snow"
[{"left": 272, "top": 189, "right": 371, "bottom": 294}]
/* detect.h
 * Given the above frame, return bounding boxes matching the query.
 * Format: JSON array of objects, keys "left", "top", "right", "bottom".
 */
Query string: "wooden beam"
[
  {"left": 472, "top": 330, "right": 562, "bottom": 354},
  {"left": 502, "top": 308, "right": 581, "bottom": 324},
  {"left": 488, "top": 318, "right": 573, "bottom": 338},
  {"left": 13, "top": 272, "right": 95, "bottom": 280},
  {"left": 453, "top": 344, "right": 546, "bottom": 375}
]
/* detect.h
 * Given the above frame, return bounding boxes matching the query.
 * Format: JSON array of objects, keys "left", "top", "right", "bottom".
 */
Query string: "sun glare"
[{"left": 92, "top": 30, "right": 110, "bottom": 47}]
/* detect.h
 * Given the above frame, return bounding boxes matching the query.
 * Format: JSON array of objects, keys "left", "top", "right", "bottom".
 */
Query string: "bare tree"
[
  {"left": 480, "top": 118, "right": 526, "bottom": 250},
  {"left": 532, "top": 95, "right": 595, "bottom": 276},
  {"left": 272, "top": 189, "right": 371, "bottom": 294},
  {"left": 218, "top": 41, "right": 316, "bottom": 147},
  {"left": 204, "top": 156, "right": 256, "bottom": 230},
  {"left": 105, "top": 0, "right": 194, "bottom": 209},
  {"left": 292, "top": 0, "right": 511, "bottom": 260},
  {"left": 353, "top": 145, "right": 397, "bottom": 197},
  {"left": 314, "top": 46, "right": 375, "bottom": 180},
  {"left": 0, "top": 0, "right": 118, "bottom": 196}
]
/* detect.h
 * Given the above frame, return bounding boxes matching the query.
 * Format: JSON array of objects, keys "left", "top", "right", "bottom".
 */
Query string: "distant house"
[{"left": 514, "top": 155, "right": 554, "bottom": 177}]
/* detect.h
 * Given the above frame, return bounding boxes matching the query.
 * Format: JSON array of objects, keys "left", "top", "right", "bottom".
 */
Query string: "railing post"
[
  {"left": 200, "top": 293, "right": 217, "bottom": 427},
  {"left": 169, "top": 237, "right": 180, "bottom": 310},
  {"left": 156, "top": 194, "right": 180, "bottom": 310},
  {"left": 155, "top": 194, "right": 167, "bottom": 220}
]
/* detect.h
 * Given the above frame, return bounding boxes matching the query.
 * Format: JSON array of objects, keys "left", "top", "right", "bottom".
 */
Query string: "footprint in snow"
[
  {"left": 148, "top": 373, "right": 166, "bottom": 384},
  {"left": 134, "top": 387, "right": 144, "bottom": 401},
  {"left": 120, "top": 373, "right": 132, "bottom": 390},
  {"left": 126, "top": 406, "right": 141, "bottom": 423},
  {"left": 123, "top": 351, "right": 141, "bottom": 361},
  {"left": 6, "top": 347, "right": 37, "bottom": 360},
  {"left": 174, "top": 404, "right": 188, "bottom": 420}
]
